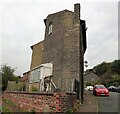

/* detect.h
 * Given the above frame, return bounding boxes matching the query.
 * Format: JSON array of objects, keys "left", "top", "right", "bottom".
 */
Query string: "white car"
[{"left": 85, "top": 86, "right": 93, "bottom": 91}]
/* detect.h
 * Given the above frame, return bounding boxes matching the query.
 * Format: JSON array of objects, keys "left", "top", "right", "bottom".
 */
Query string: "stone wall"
[
  {"left": 43, "top": 4, "right": 81, "bottom": 92},
  {"left": 30, "top": 41, "right": 44, "bottom": 70},
  {"left": 3, "top": 91, "right": 77, "bottom": 112},
  {"left": 84, "top": 71, "right": 99, "bottom": 85}
]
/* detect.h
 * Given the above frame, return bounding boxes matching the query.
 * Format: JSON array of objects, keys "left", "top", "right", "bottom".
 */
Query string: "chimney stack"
[{"left": 74, "top": 3, "right": 80, "bottom": 20}]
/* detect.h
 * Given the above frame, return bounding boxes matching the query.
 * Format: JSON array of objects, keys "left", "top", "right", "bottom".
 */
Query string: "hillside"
[{"left": 93, "top": 59, "right": 120, "bottom": 87}]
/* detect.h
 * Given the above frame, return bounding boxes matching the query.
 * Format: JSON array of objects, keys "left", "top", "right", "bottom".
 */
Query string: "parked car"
[
  {"left": 93, "top": 84, "right": 109, "bottom": 96},
  {"left": 117, "top": 86, "right": 120, "bottom": 93},
  {"left": 108, "top": 86, "right": 118, "bottom": 92},
  {"left": 85, "top": 86, "right": 93, "bottom": 91}
]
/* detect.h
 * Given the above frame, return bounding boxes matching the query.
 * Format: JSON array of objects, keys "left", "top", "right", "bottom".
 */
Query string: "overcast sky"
[{"left": 0, "top": 0, "right": 119, "bottom": 76}]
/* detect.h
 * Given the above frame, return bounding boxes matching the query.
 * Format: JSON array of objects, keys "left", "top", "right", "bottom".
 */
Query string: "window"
[
  {"left": 29, "top": 68, "right": 41, "bottom": 83},
  {"left": 48, "top": 23, "right": 52, "bottom": 34}
]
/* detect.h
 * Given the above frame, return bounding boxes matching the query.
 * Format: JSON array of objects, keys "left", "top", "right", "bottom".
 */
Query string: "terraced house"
[{"left": 29, "top": 3, "right": 87, "bottom": 93}]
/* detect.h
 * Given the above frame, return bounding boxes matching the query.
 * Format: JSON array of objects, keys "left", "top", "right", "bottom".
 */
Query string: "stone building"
[
  {"left": 29, "top": 41, "right": 44, "bottom": 91},
  {"left": 29, "top": 3, "right": 87, "bottom": 93},
  {"left": 30, "top": 41, "right": 44, "bottom": 70},
  {"left": 21, "top": 71, "right": 30, "bottom": 91},
  {"left": 84, "top": 69, "right": 99, "bottom": 85}
]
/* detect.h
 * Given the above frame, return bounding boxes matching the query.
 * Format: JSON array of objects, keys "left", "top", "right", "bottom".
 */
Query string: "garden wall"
[{"left": 3, "top": 91, "right": 77, "bottom": 112}]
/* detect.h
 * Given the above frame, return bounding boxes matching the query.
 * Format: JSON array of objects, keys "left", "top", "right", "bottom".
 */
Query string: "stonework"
[
  {"left": 30, "top": 41, "right": 44, "bottom": 70},
  {"left": 43, "top": 4, "right": 81, "bottom": 92},
  {"left": 84, "top": 70, "right": 99, "bottom": 85}
]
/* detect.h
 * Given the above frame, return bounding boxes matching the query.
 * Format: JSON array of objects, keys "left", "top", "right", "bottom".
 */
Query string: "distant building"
[
  {"left": 84, "top": 69, "right": 99, "bottom": 85},
  {"left": 21, "top": 71, "right": 30, "bottom": 91},
  {"left": 29, "top": 3, "right": 87, "bottom": 92}
]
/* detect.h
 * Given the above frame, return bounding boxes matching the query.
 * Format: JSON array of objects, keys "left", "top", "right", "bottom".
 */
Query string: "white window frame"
[{"left": 48, "top": 23, "right": 52, "bottom": 34}]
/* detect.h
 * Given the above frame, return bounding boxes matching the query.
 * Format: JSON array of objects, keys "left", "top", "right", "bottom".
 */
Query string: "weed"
[
  {"left": 2, "top": 107, "right": 11, "bottom": 113},
  {"left": 65, "top": 100, "right": 81, "bottom": 113},
  {"left": 2, "top": 98, "right": 12, "bottom": 105}
]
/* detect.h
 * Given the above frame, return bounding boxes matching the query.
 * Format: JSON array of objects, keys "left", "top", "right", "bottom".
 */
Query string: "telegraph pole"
[
  {"left": 79, "top": 20, "right": 87, "bottom": 104},
  {"left": 79, "top": 30, "right": 84, "bottom": 104}
]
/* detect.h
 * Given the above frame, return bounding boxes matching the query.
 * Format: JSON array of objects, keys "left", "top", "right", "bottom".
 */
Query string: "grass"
[
  {"left": 2, "top": 107, "right": 11, "bottom": 113},
  {"left": 2, "top": 98, "right": 23, "bottom": 113},
  {"left": 2, "top": 98, "right": 36, "bottom": 113},
  {"left": 2, "top": 98, "right": 12, "bottom": 105},
  {"left": 65, "top": 100, "right": 81, "bottom": 113}
]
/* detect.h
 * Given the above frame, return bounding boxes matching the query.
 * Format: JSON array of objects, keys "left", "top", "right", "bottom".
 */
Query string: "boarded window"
[{"left": 29, "top": 68, "right": 40, "bottom": 83}]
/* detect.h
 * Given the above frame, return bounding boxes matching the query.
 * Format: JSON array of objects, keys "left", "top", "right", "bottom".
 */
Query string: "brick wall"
[{"left": 3, "top": 91, "right": 77, "bottom": 112}]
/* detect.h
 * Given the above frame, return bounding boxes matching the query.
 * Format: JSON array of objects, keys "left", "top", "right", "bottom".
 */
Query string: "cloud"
[
  {"left": 83, "top": 2, "right": 118, "bottom": 69},
  {"left": 0, "top": 0, "right": 118, "bottom": 75}
]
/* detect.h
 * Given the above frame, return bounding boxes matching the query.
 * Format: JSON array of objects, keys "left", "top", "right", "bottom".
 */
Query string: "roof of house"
[
  {"left": 31, "top": 40, "right": 44, "bottom": 50},
  {"left": 47, "top": 9, "right": 73, "bottom": 18}
]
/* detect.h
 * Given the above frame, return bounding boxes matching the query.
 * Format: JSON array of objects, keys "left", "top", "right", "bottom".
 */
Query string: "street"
[{"left": 96, "top": 92, "right": 119, "bottom": 112}]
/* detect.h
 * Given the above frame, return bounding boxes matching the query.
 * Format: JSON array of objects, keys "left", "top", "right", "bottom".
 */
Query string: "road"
[{"left": 96, "top": 92, "right": 119, "bottom": 112}]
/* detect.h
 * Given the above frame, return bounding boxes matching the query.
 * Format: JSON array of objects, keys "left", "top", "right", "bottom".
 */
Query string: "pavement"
[{"left": 76, "top": 90, "right": 98, "bottom": 113}]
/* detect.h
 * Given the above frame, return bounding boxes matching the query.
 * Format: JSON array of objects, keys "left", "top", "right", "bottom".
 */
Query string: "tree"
[
  {"left": 111, "top": 60, "right": 120, "bottom": 75},
  {"left": 93, "top": 62, "right": 111, "bottom": 76},
  {"left": 0, "top": 64, "right": 18, "bottom": 91},
  {"left": 93, "top": 60, "right": 120, "bottom": 76},
  {"left": 107, "top": 75, "right": 120, "bottom": 87},
  {"left": 93, "top": 59, "right": 120, "bottom": 87}
]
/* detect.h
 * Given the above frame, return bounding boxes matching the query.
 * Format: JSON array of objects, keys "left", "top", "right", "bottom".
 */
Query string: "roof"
[
  {"left": 31, "top": 40, "right": 44, "bottom": 50},
  {"left": 84, "top": 69, "right": 98, "bottom": 76},
  {"left": 23, "top": 71, "right": 30, "bottom": 75},
  {"left": 46, "top": 9, "right": 73, "bottom": 18}
]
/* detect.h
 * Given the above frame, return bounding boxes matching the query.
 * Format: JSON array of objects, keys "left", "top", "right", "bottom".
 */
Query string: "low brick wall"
[{"left": 3, "top": 91, "right": 77, "bottom": 112}]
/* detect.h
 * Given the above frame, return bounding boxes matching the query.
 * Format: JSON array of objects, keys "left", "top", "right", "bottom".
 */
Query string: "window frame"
[{"left": 48, "top": 22, "right": 53, "bottom": 35}]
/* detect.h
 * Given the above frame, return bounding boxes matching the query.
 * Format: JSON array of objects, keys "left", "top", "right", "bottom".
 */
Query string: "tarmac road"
[{"left": 96, "top": 92, "right": 119, "bottom": 112}]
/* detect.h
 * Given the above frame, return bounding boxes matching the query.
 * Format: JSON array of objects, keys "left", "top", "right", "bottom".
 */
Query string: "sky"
[{"left": 0, "top": 0, "right": 119, "bottom": 76}]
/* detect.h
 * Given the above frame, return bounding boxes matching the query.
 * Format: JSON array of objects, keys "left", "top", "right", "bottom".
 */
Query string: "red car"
[{"left": 93, "top": 84, "right": 109, "bottom": 96}]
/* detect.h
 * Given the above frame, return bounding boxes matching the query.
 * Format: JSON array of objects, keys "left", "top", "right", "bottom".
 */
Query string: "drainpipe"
[{"left": 79, "top": 23, "right": 84, "bottom": 104}]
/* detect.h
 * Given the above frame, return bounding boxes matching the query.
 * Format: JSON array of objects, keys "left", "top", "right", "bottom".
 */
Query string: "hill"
[{"left": 93, "top": 59, "right": 120, "bottom": 87}]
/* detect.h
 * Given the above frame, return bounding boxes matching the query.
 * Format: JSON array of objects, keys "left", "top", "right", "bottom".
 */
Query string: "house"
[
  {"left": 29, "top": 3, "right": 87, "bottom": 93},
  {"left": 30, "top": 41, "right": 44, "bottom": 70},
  {"left": 84, "top": 69, "right": 99, "bottom": 85},
  {"left": 28, "top": 41, "right": 46, "bottom": 91},
  {"left": 21, "top": 71, "right": 30, "bottom": 91}
]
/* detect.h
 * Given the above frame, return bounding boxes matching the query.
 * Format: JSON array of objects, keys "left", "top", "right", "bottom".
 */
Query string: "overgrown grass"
[
  {"left": 2, "top": 107, "right": 11, "bottom": 113},
  {"left": 2, "top": 98, "right": 12, "bottom": 113},
  {"left": 2, "top": 98, "right": 12, "bottom": 105},
  {"left": 2, "top": 98, "right": 24, "bottom": 113},
  {"left": 65, "top": 100, "right": 81, "bottom": 113},
  {"left": 30, "top": 85, "right": 39, "bottom": 92}
]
